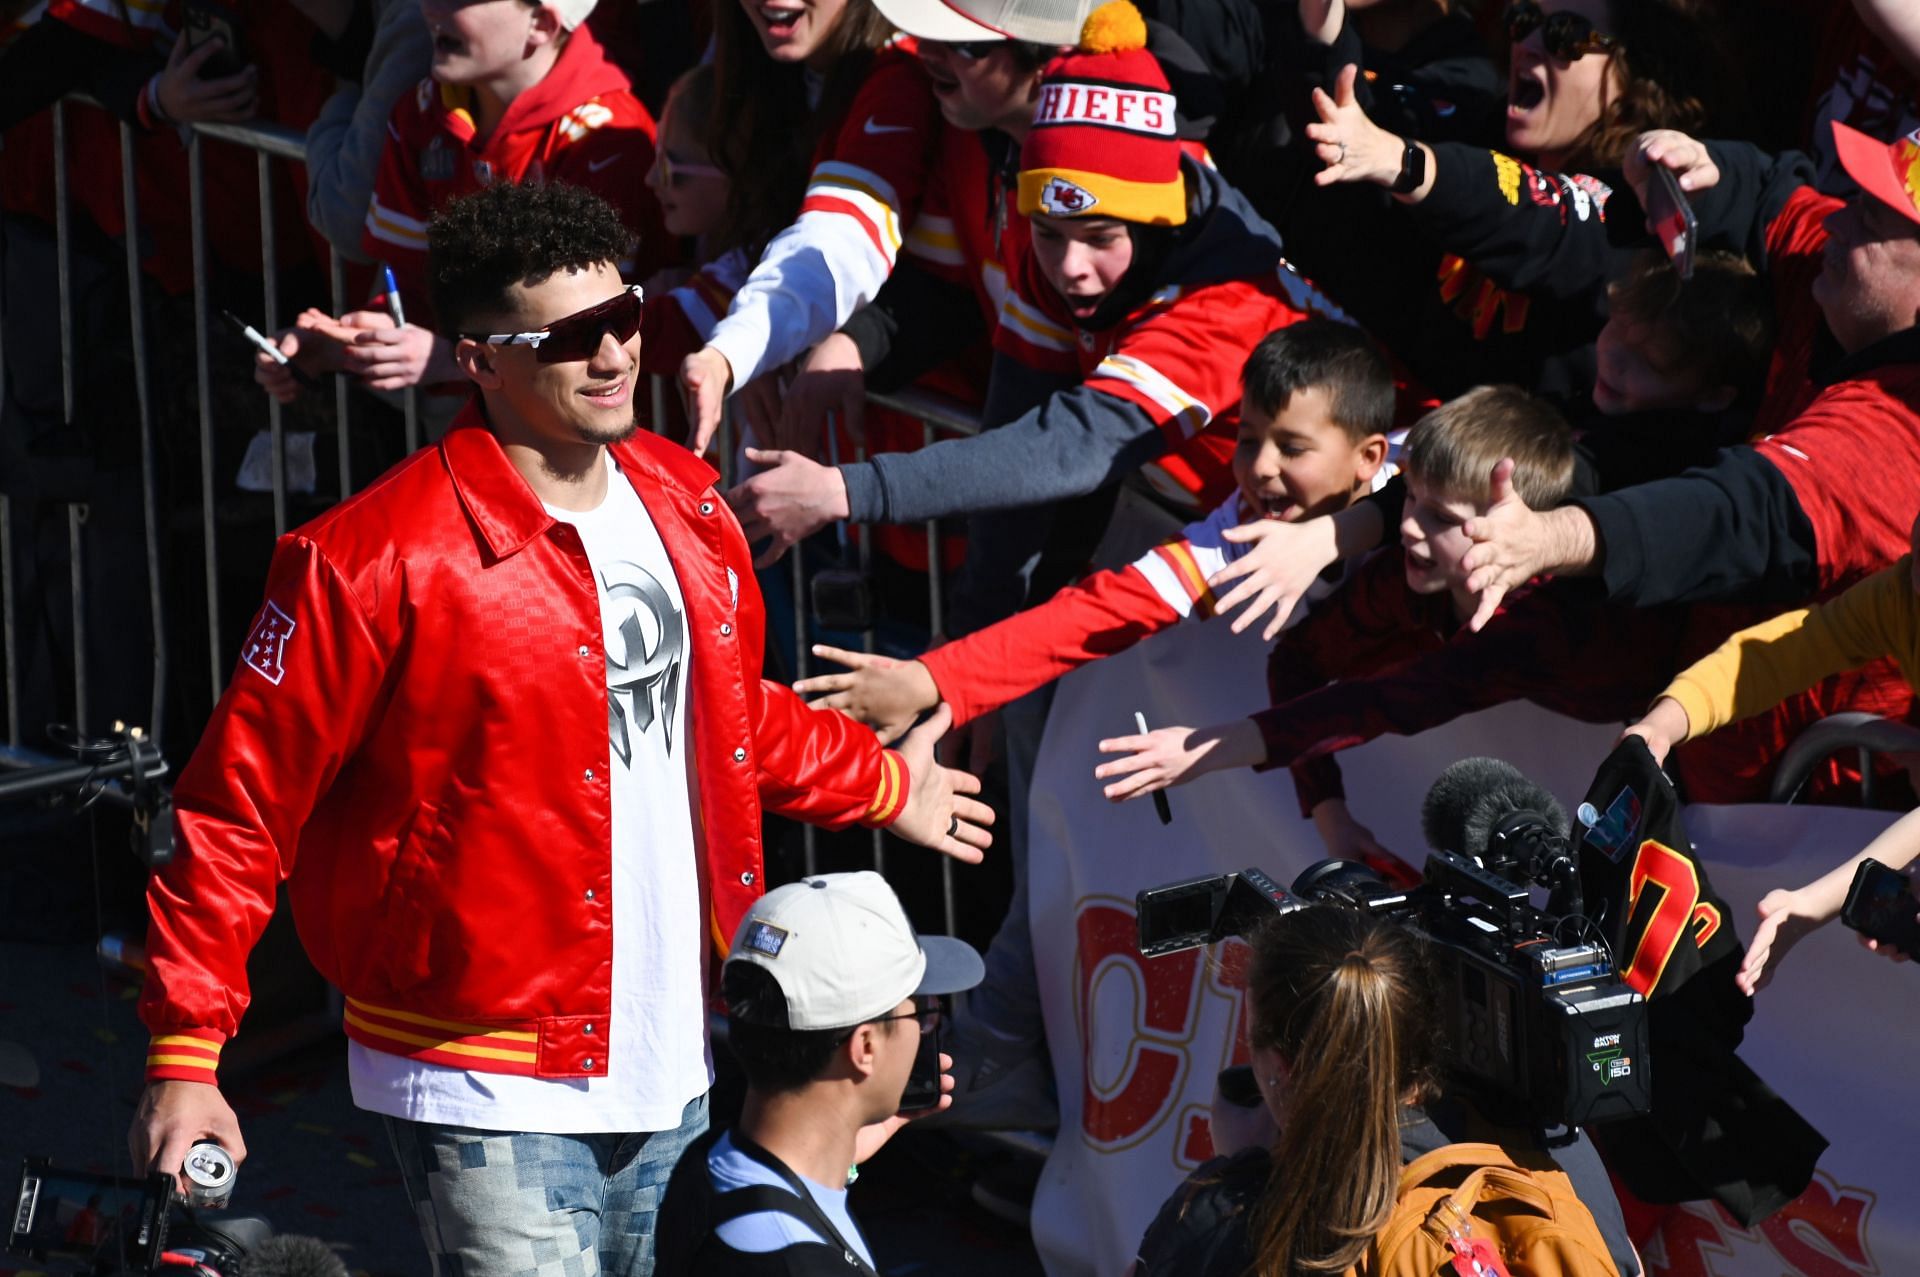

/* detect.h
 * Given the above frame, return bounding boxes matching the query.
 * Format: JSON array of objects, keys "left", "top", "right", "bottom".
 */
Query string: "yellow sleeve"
[{"left": 1664, "top": 562, "right": 1916, "bottom": 738}]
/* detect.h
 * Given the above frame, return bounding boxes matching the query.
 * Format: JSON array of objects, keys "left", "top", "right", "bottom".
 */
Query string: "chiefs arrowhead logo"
[{"left": 1038, "top": 176, "right": 1098, "bottom": 217}]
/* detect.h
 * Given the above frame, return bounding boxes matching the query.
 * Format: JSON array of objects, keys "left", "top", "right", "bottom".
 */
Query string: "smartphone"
[
  {"left": 1645, "top": 163, "right": 1696, "bottom": 281},
  {"left": 1840, "top": 858, "right": 1920, "bottom": 955},
  {"left": 896, "top": 996, "right": 948, "bottom": 1117},
  {"left": 181, "top": 0, "right": 248, "bottom": 78},
  {"left": 7, "top": 1158, "right": 172, "bottom": 1268}
]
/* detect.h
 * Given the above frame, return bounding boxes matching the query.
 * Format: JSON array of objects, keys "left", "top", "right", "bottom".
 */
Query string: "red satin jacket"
[{"left": 141, "top": 402, "right": 908, "bottom": 1084}]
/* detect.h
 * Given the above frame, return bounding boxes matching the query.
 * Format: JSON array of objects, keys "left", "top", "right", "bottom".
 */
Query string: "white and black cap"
[
  {"left": 872, "top": 0, "right": 1090, "bottom": 47},
  {"left": 725, "top": 871, "right": 984, "bottom": 1030}
]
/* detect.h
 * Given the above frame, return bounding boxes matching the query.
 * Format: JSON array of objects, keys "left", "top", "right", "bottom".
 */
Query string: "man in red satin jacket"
[{"left": 127, "top": 181, "right": 991, "bottom": 1276}]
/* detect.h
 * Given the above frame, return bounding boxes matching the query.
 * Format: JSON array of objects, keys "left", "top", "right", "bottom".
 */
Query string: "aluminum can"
[{"left": 182, "top": 1140, "right": 235, "bottom": 1209}]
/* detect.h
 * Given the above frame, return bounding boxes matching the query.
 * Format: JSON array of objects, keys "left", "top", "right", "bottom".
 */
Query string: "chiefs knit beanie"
[{"left": 1016, "top": 0, "right": 1186, "bottom": 227}]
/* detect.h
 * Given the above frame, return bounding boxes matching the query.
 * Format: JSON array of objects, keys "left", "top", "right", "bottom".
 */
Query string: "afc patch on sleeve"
[{"left": 241, "top": 601, "right": 297, "bottom": 686}]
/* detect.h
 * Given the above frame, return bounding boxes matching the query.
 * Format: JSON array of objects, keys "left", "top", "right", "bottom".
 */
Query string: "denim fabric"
[{"left": 385, "top": 1092, "right": 709, "bottom": 1277}]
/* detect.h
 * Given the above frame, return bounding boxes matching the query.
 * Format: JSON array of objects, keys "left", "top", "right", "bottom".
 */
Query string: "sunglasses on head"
[
  {"left": 654, "top": 149, "right": 726, "bottom": 188},
  {"left": 462, "top": 284, "right": 644, "bottom": 364},
  {"left": 1504, "top": 0, "right": 1619, "bottom": 60}
]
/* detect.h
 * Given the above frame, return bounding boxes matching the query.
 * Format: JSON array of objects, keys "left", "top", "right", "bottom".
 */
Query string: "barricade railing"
[{"left": 4, "top": 98, "right": 984, "bottom": 939}]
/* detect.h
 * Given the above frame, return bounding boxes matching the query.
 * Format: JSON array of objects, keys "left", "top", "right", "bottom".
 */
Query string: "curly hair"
[
  {"left": 1558, "top": 0, "right": 1718, "bottom": 170},
  {"left": 706, "top": 0, "right": 896, "bottom": 257},
  {"left": 425, "top": 181, "right": 632, "bottom": 335}
]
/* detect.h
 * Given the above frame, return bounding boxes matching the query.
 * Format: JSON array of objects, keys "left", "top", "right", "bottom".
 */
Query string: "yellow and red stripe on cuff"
[
  {"left": 146, "top": 1029, "right": 225, "bottom": 1083},
  {"left": 343, "top": 1000, "right": 540, "bottom": 1075},
  {"left": 865, "top": 749, "right": 909, "bottom": 826},
  {"left": 1151, "top": 540, "right": 1218, "bottom": 617}
]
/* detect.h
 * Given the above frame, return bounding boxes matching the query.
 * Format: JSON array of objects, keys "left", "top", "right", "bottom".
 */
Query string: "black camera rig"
[{"left": 1134, "top": 761, "right": 1653, "bottom": 1134}]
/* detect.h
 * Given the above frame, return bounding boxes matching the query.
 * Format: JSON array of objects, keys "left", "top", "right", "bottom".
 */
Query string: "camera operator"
[
  {"left": 658, "top": 871, "right": 982, "bottom": 1274},
  {"left": 1129, "top": 906, "right": 1636, "bottom": 1277}
]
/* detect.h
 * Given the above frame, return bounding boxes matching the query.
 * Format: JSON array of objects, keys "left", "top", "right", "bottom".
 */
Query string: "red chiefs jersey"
[{"left": 363, "top": 23, "right": 669, "bottom": 307}]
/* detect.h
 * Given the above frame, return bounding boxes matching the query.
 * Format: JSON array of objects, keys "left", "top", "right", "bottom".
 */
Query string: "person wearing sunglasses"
[
  {"left": 657, "top": 871, "right": 982, "bottom": 1276},
  {"left": 128, "top": 181, "right": 995, "bottom": 1277}
]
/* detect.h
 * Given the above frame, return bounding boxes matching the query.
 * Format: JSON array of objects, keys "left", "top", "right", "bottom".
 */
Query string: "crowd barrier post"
[
  {"left": 186, "top": 132, "right": 223, "bottom": 696},
  {"left": 120, "top": 121, "right": 169, "bottom": 742},
  {"left": 66, "top": 505, "right": 88, "bottom": 733},
  {"left": 257, "top": 150, "right": 288, "bottom": 535},
  {"left": 329, "top": 252, "right": 355, "bottom": 499},
  {"left": 52, "top": 102, "right": 75, "bottom": 423},
  {"left": 1, "top": 494, "right": 16, "bottom": 747}
]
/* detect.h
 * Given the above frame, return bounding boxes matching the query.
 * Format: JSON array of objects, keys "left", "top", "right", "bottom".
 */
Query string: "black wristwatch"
[{"left": 1391, "top": 139, "right": 1427, "bottom": 195}]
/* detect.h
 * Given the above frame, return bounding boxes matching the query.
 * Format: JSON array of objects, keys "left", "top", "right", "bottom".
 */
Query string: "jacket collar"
[
  {"left": 439, "top": 394, "right": 718, "bottom": 560},
  {"left": 1815, "top": 323, "right": 1920, "bottom": 388}
]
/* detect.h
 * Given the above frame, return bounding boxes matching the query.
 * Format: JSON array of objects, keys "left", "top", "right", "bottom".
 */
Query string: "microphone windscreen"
[
  {"left": 1421, "top": 757, "right": 1528, "bottom": 854},
  {"left": 237, "top": 1235, "right": 351, "bottom": 1277}
]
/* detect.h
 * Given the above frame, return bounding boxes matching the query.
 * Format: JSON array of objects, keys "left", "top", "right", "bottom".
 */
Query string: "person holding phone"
[{"left": 657, "top": 871, "right": 981, "bottom": 1277}]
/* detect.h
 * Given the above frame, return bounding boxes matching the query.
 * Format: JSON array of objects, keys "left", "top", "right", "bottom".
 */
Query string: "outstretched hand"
[
  {"left": 1210, "top": 517, "right": 1340, "bottom": 640},
  {"left": 1620, "top": 697, "right": 1691, "bottom": 767},
  {"left": 1304, "top": 64, "right": 1402, "bottom": 188},
  {"left": 725, "top": 447, "right": 851, "bottom": 567},
  {"left": 1459, "top": 458, "right": 1534, "bottom": 631},
  {"left": 1735, "top": 888, "right": 1832, "bottom": 995},
  {"left": 679, "top": 346, "right": 734, "bottom": 457},
  {"left": 890, "top": 704, "right": 994, "bottom": 864},
  {"left": 795, "top": 645, "right": 940, "bottom": 745}
]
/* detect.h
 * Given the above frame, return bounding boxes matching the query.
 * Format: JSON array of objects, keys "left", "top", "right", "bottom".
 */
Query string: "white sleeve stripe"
[
  {"left": 1132, "top": 555, "right": 1198, "bottom": 619},
  {"left": 367, "top": 195, "right": 429, "bottom": 236},
  {"left": 1091, "top": 353, "right": 1212, "bottom": 437},
  {"left": 998, "top": 295, "right": 1074, "bottom": 352},
  {"left": 802, "top": 181, "right": 902, "bottom": 258},
  {"left": 809, "top": 160, "right": 903, "bottom": 212}
]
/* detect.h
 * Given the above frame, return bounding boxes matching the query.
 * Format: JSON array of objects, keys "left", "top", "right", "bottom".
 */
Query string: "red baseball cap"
[{"left": 1832, "top": 120, "right": 1920, "bottom": 226}]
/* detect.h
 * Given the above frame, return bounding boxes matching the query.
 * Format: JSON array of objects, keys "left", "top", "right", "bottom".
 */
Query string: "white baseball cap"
[
  {"left": 873, "top": 0, "right": 1090, "bottom": 47},
  {"left": 547, "top": 0, "right": 597, "bottom": 30},
  {"left": 725, "top": 872, "right": 984, "bottom": 1030}
]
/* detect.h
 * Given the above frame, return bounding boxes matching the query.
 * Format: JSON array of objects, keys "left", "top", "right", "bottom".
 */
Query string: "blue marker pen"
[{"left": 381, "top": 264, "right": 406, "bottom": 328}]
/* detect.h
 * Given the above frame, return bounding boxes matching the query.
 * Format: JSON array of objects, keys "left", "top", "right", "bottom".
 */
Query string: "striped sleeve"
[
  {"left": 863, "top": 749, "right": 910, "bottom": 827},
  {"left": 146, "top": 1028, "right": 225, "bottom": 1084},
  {"left": 1128, "top": 497, "right": 1241, "bottom": 620},
  {"left": 361, "top": 97, "right": 434, "bottom": 277},
  {"left": 1087, "top": 352, "right": 1213, "bottom": 441}
]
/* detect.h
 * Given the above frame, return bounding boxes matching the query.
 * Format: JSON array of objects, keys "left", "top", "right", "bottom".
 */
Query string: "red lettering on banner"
[
  {"left": 1115, "top": 91, "right": 1137, "bottom": 123},
  {"left": 1076, "top": 902, "right": 1199, "bottom": 1146},
  {"left": 1645, "top": 1205, "right": 1737, "bottom": 1277},
  {"left": 1210, "top": 938, "right": 1252, "bottom": 1069},
  {"left": 1084, "top": 87, "right": 1108, "bottom": 122},
  {"left": 1645, "top": 1176, "right": 1878, "bottom": 1277},
  {"left": 1063, "top": 86, "right": 1081, "bottom": 118},
  {"left": 1756, "top": 1175, "right": 1875, "bottom": 1276},
  {"left": 1037, "top": 84, "right": 1062, "bottom": 123},
  {"left": 1143, "top": 97, "right": 1165, "bottom": 131},
  {"left": 1179, "top": 1107, "right": 1215, "bottom": 1165}
]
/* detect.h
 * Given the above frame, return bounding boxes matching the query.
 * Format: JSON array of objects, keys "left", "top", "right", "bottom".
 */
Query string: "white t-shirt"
[{"left": 349, "top": 454, "right": 711, "bottom": 1133}]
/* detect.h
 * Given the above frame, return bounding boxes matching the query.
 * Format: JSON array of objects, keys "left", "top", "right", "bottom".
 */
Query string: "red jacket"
[
  {"left": 141, "top": 402, "right": 908, "bottom": 1085},
  {"left": 362, "top": 24, "right": 671, "bottom": 308}
]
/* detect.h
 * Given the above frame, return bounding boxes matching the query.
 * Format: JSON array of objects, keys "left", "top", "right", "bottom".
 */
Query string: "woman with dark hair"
[
  {"left": 677, "top": 0, "right": 942, "bottom": 453},
  {"left": 1130, "top": 903, "right": 1634, "bottom": 1277},
  {"left": 1294, "top": 0, "right": 1723, "bottom": 403}
]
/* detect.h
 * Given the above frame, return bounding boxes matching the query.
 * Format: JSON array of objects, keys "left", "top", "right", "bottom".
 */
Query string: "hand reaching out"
[
  {"left": 725, "top": 447, "right": 850, "bottom": 567},
  {"left": 155, "top": 37, "right": 257, "bottom": 125},
  {"left": 1304, "top": 64, "right": 1405, "bottom": 189},
  {"left": 795, "top": 645, "right": 941, "bottom": 745},
  {"left": 1093, "top": 718, "right": 1266, "bottom": 802},
  {"left": 679, "top": 346, "right": 735, "bottom": 457},
  {"left": 1625, "top": 129, "right": 1721, "bottom": 213},
  {"left": 889, "top": 704, "right": 994, "bottom": 863},
  {"left": 1735, "top": 887, "right": 1834, "bottom": 995},
  {"left": 1208, "top": 517, "right": 1342, "bottom": 640}
]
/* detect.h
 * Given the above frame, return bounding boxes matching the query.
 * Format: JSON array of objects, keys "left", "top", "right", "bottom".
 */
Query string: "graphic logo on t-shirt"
[{"left": 603, "top": 561, "right": 684, "bottom": 767}]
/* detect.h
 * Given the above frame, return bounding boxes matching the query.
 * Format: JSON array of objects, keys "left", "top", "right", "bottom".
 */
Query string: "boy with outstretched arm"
[
  {"left": 797, "top": 319, "right": 1391, "bottom": 746},
  {"left": 1094, "top": 386, "right": 1702, "bottom": 854}
]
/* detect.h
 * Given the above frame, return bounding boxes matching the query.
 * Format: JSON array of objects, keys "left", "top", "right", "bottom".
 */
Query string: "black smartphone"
[
  {"left": 181, "top": 0, "right": 248, "bottom": 78},
  {"left": 1840, "top": 858, "right": 1920, "bottom": 954},
  {"left": 1645, "top": 163, "right": 1696, "bottom": 281},
  {"left": 896, "top": 996, "right": 947, "bottom": 1117},
  {"left": 7, "top": 1158, "right": 173, "bottom": 1268}
]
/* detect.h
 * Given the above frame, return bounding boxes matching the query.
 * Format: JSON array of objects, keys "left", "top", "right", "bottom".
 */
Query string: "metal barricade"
[{"left": 3, "top": 99, "right": 985, "bottom": 937}]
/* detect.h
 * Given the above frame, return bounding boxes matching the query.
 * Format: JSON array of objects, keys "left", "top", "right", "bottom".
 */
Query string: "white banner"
[{"left": 1023, "top": 610, "right": 1920, "bottom": 1276}]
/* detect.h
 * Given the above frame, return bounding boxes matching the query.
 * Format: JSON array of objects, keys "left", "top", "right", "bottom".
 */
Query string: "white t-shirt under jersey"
[{"left": 349, "top": 453, "right": 711, "bottom": 1133}]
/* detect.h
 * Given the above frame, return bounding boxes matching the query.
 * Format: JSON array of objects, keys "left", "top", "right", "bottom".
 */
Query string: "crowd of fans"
[{"left": 7, "top": 0, "right": 1920, "bottom": 1270}]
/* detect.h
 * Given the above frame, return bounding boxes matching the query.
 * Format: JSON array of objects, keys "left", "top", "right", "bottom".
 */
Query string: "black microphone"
[
  {"left": 1420, "top": 757, "right": 1568, "bottom": 861},
  {"left": 236, "top": 1235, "right": 350, "bottom": 1277}
]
